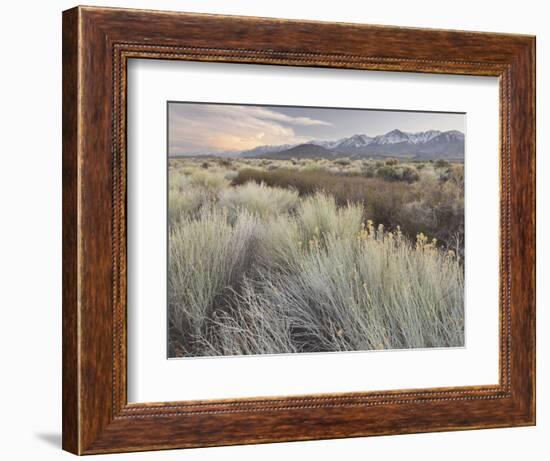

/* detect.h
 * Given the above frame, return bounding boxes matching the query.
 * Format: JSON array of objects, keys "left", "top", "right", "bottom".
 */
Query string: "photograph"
[{"left": 167, "top": 102, "right": 466, "bottom": 358}]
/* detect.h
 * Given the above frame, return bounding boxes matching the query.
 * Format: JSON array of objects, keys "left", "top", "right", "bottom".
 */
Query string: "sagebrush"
[{"left": 167, "top": 157, "right": 464, "bottom": 357}]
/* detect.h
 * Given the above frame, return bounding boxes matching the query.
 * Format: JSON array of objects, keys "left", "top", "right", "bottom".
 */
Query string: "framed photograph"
[{"left": 62, "top": 6, "right": 535, "bottom": 455}]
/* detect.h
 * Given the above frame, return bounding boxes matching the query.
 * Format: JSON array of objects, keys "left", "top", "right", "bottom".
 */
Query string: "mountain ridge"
[{"left": 239, "top": 129, "right": 464, "bottom": 161}]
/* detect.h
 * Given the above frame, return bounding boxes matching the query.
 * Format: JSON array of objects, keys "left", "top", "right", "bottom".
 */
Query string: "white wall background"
[{"left": 0, "top": 1, "right": 545, "bottom": 459}]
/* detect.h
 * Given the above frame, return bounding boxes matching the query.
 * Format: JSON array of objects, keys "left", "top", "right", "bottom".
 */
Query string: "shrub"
[
  {"left": 232, "top": 165, "right": 463, "bottom": 250},
  {"left": 434, "top": 159, "right": 450, "bottom": 168},
  {"left": 168, "top": 207, "right": 262, "bottom": 356},
  {"left": 399, "top": 176, "right": 464, "bottom": 254},
  {"left": 167, "top": 158, "right": 465, "bottom": 357},
  {"left": 297, "top": 192, "right": 364, "bottom": 245},
  {"left": 334, "top": 158, "right": 351, "bottom": 166},
  {"left": 215, "top": 158, "right": 233, "bottom": 167},
  {"left": 363, "top": 167, "right": 376, "bottom": 178},
  {"left": 341, "top": 164, "right": 362, "bottom": 176},
  {"left": 168, "top": 203, "right": 464, "bottom": 356},
  {"left": 168, "top": 188, "right": 207, "bottom": 224},
  {"left": 400, "top": 166, "right": 420, "bottom": 183},
  {"left": 439, "top": 168, "right": 452, "bottom": 182},
  {"left": 451, "top": 163, "right": 465, "bottom": 185},
  {"left": 376, "top": 165, "right": 400, "bottom": 181},
  {"left": 223, "top": 170, "right": 239, "bottom": 181},
  {"left": 252, "top": 227, "right": 464, "bottom": 351},
  {"left": 233, "top": 168, "right": 318, "bottom": 194},
  {"left": 188, "top": 169, "right": 230, "bottom": 199},
  {"left": 169, "top": 170, "right": 189, "bottom": 192},
  {"left": 219, "top": 181, "right": 299, "bottom": 221}
]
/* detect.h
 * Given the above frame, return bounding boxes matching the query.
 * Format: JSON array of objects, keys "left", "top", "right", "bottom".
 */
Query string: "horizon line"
[{"left": 168, "top": 127, "right": 465, "bottom": 157}]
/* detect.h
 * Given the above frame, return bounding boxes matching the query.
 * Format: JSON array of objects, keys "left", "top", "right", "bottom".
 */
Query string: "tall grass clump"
[
  {"left": 173, "top": 217, "right": 464, "bottom": 356},
  {"left": 188, "top": 169, "right": 230, "bottom": 200},
  {"left": 297, "top": 192, "right": 363, "bottom": 245},
  {"left": 219, "top": 181, "right": 299, "bottom": 221},
  {"left": 168, "top": 207, "right": 262, "bottom": 356},
  {"left": 168, "top": 188, "right": 207, "bottom": 224}
]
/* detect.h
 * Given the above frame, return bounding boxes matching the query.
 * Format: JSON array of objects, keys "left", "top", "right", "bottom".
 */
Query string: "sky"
[{"left": 168, "top": 102, "right": 465, "bottom": 156}]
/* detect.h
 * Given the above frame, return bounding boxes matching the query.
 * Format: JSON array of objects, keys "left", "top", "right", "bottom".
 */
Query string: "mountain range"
[{"left": 237, "top": 129, "right": 465, "bottom": 161}]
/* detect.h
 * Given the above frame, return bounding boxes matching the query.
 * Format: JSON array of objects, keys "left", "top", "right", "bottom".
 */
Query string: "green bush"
[
  {"left": 376, "top": 165, "right": 400, "bottom": 181},
  {"left": 401, "top": 166, "right": 420, "bottom": 183}
]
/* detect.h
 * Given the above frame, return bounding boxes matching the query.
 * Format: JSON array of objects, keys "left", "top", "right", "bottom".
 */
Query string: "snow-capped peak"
[
  {"left": 373, "top": 129, "right": 410, "bottom": 145},
  {"left": 335, "top": 134, "right": 374, "bottom": 148},
  {"left": 234, "top": 129, "right": 464, "bottom": 159},
  {"left": 407, "top": 130, "right": 442, "bottom": 144}
]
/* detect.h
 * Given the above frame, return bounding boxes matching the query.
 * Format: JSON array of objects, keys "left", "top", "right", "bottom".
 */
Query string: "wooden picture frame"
[{"left": 62, "top": 5, "right": 536, "bottom": 455}]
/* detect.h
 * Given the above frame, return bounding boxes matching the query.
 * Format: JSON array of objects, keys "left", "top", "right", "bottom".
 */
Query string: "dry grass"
[
  {"left": 219, "top": 181, "right": 299, "bottom": 221},
  {"left": 232, "top": 166, "right": 463, "bottom": 249},
  {"left": 167, "top": 158, "right": 464, "bottom": 357}
]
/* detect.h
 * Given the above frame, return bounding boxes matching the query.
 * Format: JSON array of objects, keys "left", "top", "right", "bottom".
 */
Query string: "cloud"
[
  {"left": 168, "top": 104, "right": 331, "bottom": 155},
  {"left": 246, "top": 106, "right": 333, "bottom": 127}
]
